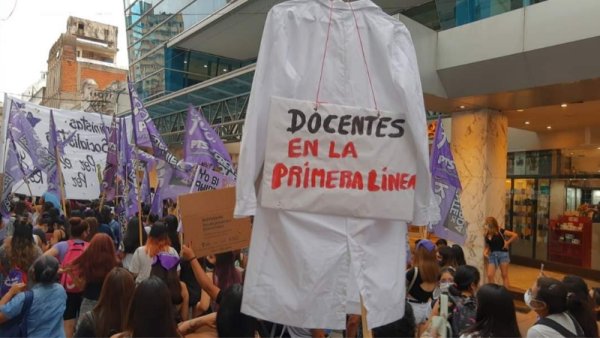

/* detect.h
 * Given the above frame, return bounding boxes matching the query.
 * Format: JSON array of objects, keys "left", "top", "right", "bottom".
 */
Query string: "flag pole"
[
  {"left": 188, "top": 165, "right": 200, "bottom": 194},
  {"left": 54, "top": 145, "right": 68, "bottom": 217},
  {"left": 97, "top": 163, "right": 106, "bottom": 211},
  {"left": 134, "top": 155, "right": 144, "bottom": 247},
  {"left": 360, "top": 296, "right": 373, "bottom": 338}
]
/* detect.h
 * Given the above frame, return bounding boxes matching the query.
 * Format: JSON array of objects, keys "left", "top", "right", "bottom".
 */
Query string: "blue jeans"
[{"left": 489, "top": 251, "right": 510, "bottom": 267}]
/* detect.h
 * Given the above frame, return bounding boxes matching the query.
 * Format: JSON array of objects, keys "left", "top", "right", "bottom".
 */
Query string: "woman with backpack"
[
  {"left": 460, "top": 284, "right": 520, "bottom": 337},
  {"left": 483, "top": 216, "right": 517, "bottom": 287},
  {"left": 45, "top": 217, "right": 89, "bottom": 338},
  {"left": 526, "top": 277, "right": 585, "bottom": 337},
  {"left": 562, "top": 275, "right": 599, "bottom": 338},
  {"left": 65, "top": 234, "right": 118, "bottom": 325},
  {"left": 0, "top": 255, "right": 66, "bottom": 337},
  {"left": 448, "top": 265, "right": 480, "bottom": 337},
  {"left": 406, "top": 239, "right": 440, "bottom": 334}
]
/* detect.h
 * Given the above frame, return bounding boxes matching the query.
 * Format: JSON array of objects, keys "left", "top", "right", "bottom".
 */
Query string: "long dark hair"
[
  {"left": 462, "top": 284, "right": 521, "bottom": 337},
  {"left": 563, "top": 275, "right": 599, "bottom": 338},
  {"left": 10, "top": 221, "right": 38, "bottom": 270},
  {"left": 452, "top": 244, "right": 467, "bottom": 266},
  {"left": 164, "top": 215, "right": 181, "bottom": 253},
  {"left": 151, "top": 261, "right": 183, "bottom": 305},
  {"left": 93, "top": 267, "right": 135, "bottom": 337},
  {"left": 214, "top": 251, "right": 242, "bottom": 292},
  {"left": 438, "top": 245, "right": 458, "bottom": 268},
  {"left": 69, "top": 233, "right": 118, "bottom": 283},
  {"left": 123, "top": 217, "right": 147, "bottom": 254},
  {"left": 125, "top": 276, "right": 180, "bottom": 337}
]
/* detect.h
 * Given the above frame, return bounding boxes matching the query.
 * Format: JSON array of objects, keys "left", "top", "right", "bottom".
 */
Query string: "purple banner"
[
  {"left": 430, "top": 118, "right": 461, "bottom": 190},
  {"left": 128, "top": 81, "right": 153, "bottom": 148},
  {"left": 430, "top": 117, "right": 467, "bottom": 245},
  {"left": 121, "top": 118, "right": 138, "bottom": 219},
  {"left": 184, "top": 105, "right": 236, "bottom": 180}
]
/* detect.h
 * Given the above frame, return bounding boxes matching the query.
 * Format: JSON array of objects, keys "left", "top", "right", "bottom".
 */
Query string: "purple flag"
[
  {"left": 128, "top": 82, "right": 190, "bottom": 174},
  {"left": 128, "top": 81, "right": 153, "bottom": 148},
  {"left": 9, "top": 107, "right": 53, "bottom": 176},
  {"left": 135, "top": 148, "right": 158, "bottom": 171},
  {"left": 1, "top": 109, "right": 32, "bottom": 219},
  {"left": 101, "top": 115, "right": 119, "bottom": 201},
  {"left": 150, "top": 182, "right": 162, "bottom": 217},
  {"left": 155, "top": 160, "right": 190, "bottom": 201},
  {"left": 430, "top": 117, "right": 467, "bottom": 244},
  {"left": 121, "top": 118, "right": 139, "bottom": 219},
  {"left": 184, "top": 105, "right": 236, "bottom": 180}
]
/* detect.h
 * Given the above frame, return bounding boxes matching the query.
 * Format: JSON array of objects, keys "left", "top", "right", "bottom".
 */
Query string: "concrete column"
[{"left": 451, "top": 110, "right": 508, "bottom": 277}]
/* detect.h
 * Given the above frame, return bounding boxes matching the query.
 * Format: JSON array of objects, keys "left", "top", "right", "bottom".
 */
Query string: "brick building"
[{"left": 43, "top": 17, "right": 128, "bottom": 114}]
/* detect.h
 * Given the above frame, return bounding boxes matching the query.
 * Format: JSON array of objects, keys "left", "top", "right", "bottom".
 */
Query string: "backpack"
[
  {"left": 0, "top": 290, "right": 34, "bottom": 338},
  {"left": 0, "top": 268, "right": 27, "bottom": 297},
  {"left": 450, "top": 295, "right": 477, "bottom": 337},
  {"left": 60, "top": 240, "right": 89, "bottom": 293},
  {"left": 536, "top": 313, "right": 585, "bottom": 337}
]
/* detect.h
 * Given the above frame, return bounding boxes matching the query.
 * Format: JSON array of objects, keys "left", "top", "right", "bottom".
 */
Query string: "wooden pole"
[
  {"left": 360, "top": 296, "right": 372, "bottom": 338},
  {"left": 54, "top": 146, "right": 68, "bottom": 217},
  {"left": 188, "top": 165, "right": 200, "bottom": 194},
  {"left": 134, "top": 158, "right": 144, "bottom": 247}
]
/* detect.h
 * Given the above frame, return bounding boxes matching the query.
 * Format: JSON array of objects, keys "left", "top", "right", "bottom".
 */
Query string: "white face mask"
[
  {"left": 524, "top": 289, "right": 540, "bottom": 309},
  {"left": 440, "top": 282, "right": 452, "bottom": 293}
]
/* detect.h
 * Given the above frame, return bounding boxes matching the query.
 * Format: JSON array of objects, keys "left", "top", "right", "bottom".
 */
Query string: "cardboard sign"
[
  {"left": 179, "top": 187, "right": 251, "bottom": 257},
  {"left": 261, "top": 97, "right": 418, "bottom": 220}
]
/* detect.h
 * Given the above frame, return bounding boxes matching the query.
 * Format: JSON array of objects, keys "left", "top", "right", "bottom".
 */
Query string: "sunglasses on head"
[{"left": 151, "top": 253, "right": 180, "bottom": 270}]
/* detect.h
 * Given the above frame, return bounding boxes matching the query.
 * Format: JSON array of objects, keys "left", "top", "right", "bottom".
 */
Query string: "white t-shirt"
[
  {"left": 527, "top": 312, "right": 579, "bottom": 338},
  {"left": 129, "top": 245, "right": 180, "bottom": 284}
]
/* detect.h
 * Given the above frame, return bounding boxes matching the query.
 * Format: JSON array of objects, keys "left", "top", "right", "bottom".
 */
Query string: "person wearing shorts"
[{"left": 483, "top": 216, "right": 518, "bottom": 287}]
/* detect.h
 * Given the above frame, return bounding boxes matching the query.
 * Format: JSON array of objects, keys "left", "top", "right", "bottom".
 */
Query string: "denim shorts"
[{"left": 489, "top": 251, "right": 510, "bottom": 266}]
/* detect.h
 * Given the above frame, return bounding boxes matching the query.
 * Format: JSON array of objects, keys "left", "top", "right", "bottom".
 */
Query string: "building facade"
[
  {"left": 43, "top": 16, "right": 128, "bottom": 114},
  {"left": 124, "top": 0, "right": 600, "bottom": 281}
]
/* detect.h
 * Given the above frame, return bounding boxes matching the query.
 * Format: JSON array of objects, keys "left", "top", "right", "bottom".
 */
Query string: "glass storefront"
[{"left": 505, "top": 150, "right": 600, "bottom": 275}]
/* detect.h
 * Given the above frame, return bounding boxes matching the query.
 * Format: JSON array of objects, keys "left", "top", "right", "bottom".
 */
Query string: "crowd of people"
[{"left": 0, "top": 195, "right": 599, "bottom": 338}]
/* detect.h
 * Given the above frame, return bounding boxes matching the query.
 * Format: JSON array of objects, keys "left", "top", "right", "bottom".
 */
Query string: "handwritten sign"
[
  {"left": 260, "top": 97, "right": 418, "bottom": 220},
  {"left": 190, "top": 166, "right": 227, "bottom": 192},
  {"left": 1, "top": 96, "right": 131, "bottom": 199},
  {"left": 179, "top": 187, "right": 251, "bottom": 257}
]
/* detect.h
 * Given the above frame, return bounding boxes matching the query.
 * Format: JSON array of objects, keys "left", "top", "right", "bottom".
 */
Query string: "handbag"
[{"left": 0, "top": 290, "right": 34, "bottom": 338}]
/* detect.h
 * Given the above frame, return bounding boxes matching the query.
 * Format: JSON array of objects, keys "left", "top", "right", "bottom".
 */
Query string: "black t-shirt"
[
  {"left": 83, "top": 281, "right": 103, "bottom": 301},
  {"left": 406, "top": 268, "right": 433, "bottom": 303},
  {"left": 485, "top": 228, "right": 507, "bottom": 252}
]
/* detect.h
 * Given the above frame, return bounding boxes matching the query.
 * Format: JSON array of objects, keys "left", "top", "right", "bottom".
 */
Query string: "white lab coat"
[{"left": 235, "top": 0, "right": 439, "bottom": 330}]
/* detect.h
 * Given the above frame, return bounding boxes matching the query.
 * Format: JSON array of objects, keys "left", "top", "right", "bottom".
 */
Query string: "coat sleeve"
[
  {"left": 234, "top": 9, "right": 286, "bottom": 218},
  {"left": 389, "top": 24, "right": 440, "bottom": 226}
]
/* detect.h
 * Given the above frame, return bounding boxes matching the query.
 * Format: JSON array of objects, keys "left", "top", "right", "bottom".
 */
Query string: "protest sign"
[
  {"left": 179, "top": 187, "right": 251, "bottom": 257},
  {"left": 1, "top": 96, "right": 131, "bottom": 199},
  {"left": 189, "top": 166, "right": 226, "bottom": 193},
  {"left": 260, "top": 97, "right": 418, "bottom": 220}
]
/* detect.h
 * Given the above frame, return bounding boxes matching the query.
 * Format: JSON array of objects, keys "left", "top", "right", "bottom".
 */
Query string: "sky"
[{"left": 0, "top": 0, "right": 129, "bottom": 102}]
